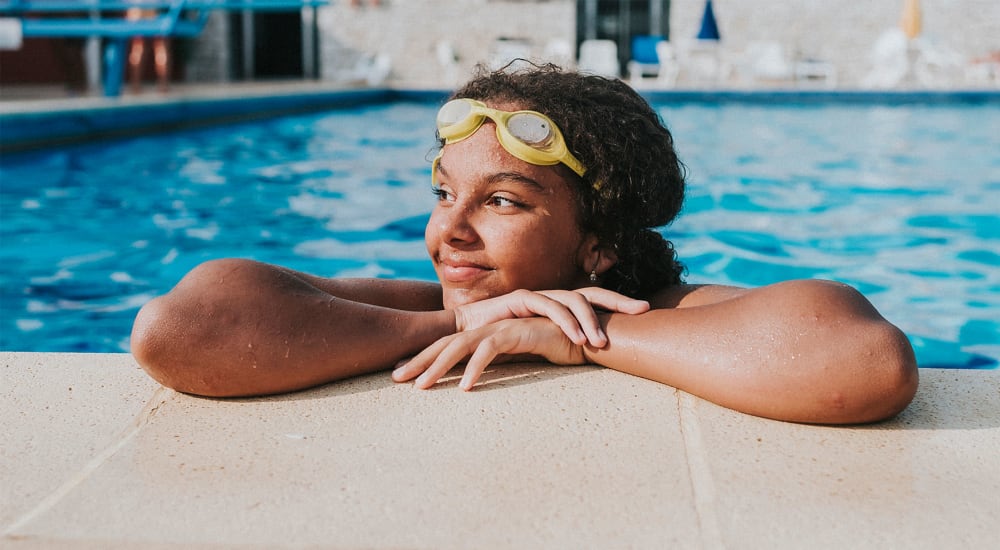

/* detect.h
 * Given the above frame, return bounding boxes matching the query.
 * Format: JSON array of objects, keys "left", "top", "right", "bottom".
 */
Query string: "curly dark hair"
[{"left": 447, "top": 63, "right": 686, "bottom": 298}]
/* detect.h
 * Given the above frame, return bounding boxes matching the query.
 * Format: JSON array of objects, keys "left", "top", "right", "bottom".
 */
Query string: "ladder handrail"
[
  {"left": 0, "top": 0, "right": 331, "bottom": 96},
  {"left": 1, "top": 0, "right": 328, "bottom": 38},
  {"left": 0, "top": 1, "right": 328, "bottom": 13}
]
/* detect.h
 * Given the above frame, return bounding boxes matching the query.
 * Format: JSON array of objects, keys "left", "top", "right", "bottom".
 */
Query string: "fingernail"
[{"left": 597, "top": 327, "right": 608, "bottom": 346}]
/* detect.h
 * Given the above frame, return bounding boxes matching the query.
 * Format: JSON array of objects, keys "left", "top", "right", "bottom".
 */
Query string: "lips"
[{"left": 439, "top": 257, "right": 493, "bottom": 283}]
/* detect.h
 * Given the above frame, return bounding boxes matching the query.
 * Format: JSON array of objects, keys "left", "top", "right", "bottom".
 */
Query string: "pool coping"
[
  {"left": 2, "top": 83, "right": 998, "bottom": 153},
  {"left": 2, "top": 351, "right": 998, "bottom": 548}
]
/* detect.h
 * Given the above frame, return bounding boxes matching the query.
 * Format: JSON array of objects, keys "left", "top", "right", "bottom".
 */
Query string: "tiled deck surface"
[{"left": 2, "top": 352, "right": 998, "bottom": 549}]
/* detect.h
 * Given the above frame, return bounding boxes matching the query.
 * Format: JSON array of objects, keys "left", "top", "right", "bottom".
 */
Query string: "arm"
[
  {"left": 586, "top": 279, "right": 918, "bottom": 424},
  {"left": 393, "top": 279, "right": 918, "bottom": 425},
  {"left": 130, "top": 258, "right": 455, "bottom": 397},
  {"left": 131, "top": 259, "right": 643, "bottom": 398}
]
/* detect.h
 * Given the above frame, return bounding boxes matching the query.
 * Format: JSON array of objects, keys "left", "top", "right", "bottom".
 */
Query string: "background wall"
[{"left": 303, "top": 0, "right": 999, "bottom": 88}]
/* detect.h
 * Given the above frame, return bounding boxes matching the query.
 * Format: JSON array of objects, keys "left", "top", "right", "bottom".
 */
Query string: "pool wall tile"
[{"left": 0, "top": 88, "right": 397, "bottom": 153}]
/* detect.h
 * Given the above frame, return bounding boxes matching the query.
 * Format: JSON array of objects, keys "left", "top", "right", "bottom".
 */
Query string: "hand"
[
  {"left": 453, "top": 288, "right": 648, "bottom": 348},
  {"left": 392, "top": 317, "right": 584, "bottom": 391}
]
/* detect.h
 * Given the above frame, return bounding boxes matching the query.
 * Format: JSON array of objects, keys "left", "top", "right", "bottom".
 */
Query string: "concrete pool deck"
[{"left": 2, "top": 352, "right": 998, "bottom": 548}]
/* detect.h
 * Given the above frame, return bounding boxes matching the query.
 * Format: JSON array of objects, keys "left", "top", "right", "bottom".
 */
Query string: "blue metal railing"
[{"left": 0, "top": 0, "right": 329, "bottom": 96}]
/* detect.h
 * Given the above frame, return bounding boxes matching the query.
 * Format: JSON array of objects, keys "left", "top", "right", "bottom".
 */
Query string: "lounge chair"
[
  {"left": 627, "top": 35, "right": 663, "bottom": 82},
  {"left": 862, "top": 28, "right": 909, "bottom": 88},
  {"left": 678, "top": 38, "right": 729, "bottom": 85},
  {"left": 626, "top": 38, "right": 679, "bottom": 88}
]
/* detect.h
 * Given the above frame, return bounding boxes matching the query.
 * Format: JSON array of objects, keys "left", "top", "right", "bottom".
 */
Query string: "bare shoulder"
[
  {"left": 648, "top": 279, "right": 878, "bottom": 313},
  {"left": 647, "top": 283, "right": 748, "bottom": 309}
]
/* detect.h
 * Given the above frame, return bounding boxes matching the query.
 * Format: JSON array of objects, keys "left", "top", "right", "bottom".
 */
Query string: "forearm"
[
  {"left": 131, "top": 259, "right": 455, "bottom": 397},
  {"left": 584, "top": 280, "right": 918, "bottom": 424},
  {"left": 271, "top": 266, "right": 444, "bottom": 311}
]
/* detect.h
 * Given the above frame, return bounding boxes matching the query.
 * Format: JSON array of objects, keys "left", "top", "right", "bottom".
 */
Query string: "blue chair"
[{"left": 627, "top": 34, "right": 665, "bottom": 81}]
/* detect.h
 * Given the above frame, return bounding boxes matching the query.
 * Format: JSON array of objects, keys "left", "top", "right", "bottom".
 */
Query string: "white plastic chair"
[
  {"left": 742, "top": 41, "right": 792, "bottom": 82},
  {"left": 794, "top": 58, "right": 837, "bottom": 88},
  {"left": 678, "top": 38, "right": 729, "bottom": 85},
  {"left": 578, "top": 39, "right": 620, "bottom": 78},
  {"left": 654, "top": 41, "right": 680, "bottom": 87},
  {"left": 862, "top": 29, "right": 908, "bottom": 88}
]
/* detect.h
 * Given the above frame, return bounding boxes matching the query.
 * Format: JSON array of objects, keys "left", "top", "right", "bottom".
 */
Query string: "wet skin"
[{"left": 426, "top": 112, "right": 599, "bottom": 310}]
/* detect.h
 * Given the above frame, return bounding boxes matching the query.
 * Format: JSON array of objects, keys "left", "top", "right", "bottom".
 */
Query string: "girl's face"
[{"left": 425, "top": 105, "right": 595, "bottom": 310}]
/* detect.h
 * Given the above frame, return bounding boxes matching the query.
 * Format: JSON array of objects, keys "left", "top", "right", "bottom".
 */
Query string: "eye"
[
  {"left": 487, "top": 195, "right": 523, "bottom": 209},
  {"left": 431, "top": 187, "right": 455, "bottom": 202}
]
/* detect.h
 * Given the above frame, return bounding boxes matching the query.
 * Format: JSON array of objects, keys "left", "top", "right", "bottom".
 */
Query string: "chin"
[{"left": 441, "top": 287, "right": 496, "bottom": 310}]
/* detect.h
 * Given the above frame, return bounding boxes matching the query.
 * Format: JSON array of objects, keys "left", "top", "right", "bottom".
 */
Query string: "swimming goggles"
[{"left": 433, "top": 98, "right": 587, "bottom": 182}]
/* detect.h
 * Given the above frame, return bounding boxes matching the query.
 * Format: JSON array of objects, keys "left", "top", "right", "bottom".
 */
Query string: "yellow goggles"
[{"left": 433, "top": 98, "right": 587, "bottom": 179}]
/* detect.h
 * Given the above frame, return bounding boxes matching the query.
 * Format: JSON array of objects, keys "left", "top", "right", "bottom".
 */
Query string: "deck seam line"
[
  {"left": 678, "top": 392, "right": 725, "bottom": 550},
  {"left": 1, "top": 386, "right": 172, "bottom": 537}
]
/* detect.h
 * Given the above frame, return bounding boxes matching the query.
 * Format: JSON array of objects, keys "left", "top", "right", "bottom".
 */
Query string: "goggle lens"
[
  {"left": 507, "top": 113, "right": 554, "bottom": 147},
  {"left": 436, "top": 99, "right": 472, "bottom": 128}
]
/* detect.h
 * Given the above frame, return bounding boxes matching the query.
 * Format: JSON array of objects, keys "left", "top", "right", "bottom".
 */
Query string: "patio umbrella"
[
  {"left": 696, "top": 0, "right": 721, "bottom": 41},
  {"left": 900, "top": 0, "right": 922, "bottom": 40}
]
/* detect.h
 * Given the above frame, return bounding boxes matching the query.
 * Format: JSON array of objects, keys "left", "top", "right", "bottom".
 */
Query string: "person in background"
[{"left": 126, "top": 6, "right": 170, "bottom": 93}]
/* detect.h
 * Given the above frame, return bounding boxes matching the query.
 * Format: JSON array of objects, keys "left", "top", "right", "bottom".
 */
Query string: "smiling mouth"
[{"left": 439, "top": 260, "right": 493, "bottom": 283}]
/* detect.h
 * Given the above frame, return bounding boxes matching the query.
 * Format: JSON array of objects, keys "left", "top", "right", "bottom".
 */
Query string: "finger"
[
  {"left": 573, "top": 287, "right": 650, "bottom": 314},
  {"left": 510, "top": 291, "right": 588, "bottom": 346},
  {"left": 414, "top": 336, "right": 477, "bottom": 389},
  {"left": 540, "top": 291, "right": 607, "bottom": 347},
  {"left": 458, "top": 336, "right": 504, "bottom": 391},
  {"left": 391, "top": 336, "right": 453, "bottom": 382},
  {"left": 535, "top": 290, "right": 613, "bottom": 346}
]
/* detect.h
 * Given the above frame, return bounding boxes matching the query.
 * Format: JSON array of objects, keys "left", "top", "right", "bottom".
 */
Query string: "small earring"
[{"left": 589, "top": 270, "right": 598, "bottom": 283}]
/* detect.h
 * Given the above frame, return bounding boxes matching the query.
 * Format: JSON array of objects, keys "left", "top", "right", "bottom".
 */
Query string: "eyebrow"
[{"left": 437, "top": 159, "right": 547, "bottom": 192}]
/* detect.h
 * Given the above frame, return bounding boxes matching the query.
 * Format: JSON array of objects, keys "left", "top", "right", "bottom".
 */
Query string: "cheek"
[
  {"left": 424, "top": 208, "right": 444, "bottom": 251},
  {"left": 496, "top": 224, "right": 582, "bottom": 283}
]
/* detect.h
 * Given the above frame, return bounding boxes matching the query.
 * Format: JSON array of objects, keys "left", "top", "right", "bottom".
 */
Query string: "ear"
[{"left": 579, "top": 233, "right": 618, "bottom": 277}]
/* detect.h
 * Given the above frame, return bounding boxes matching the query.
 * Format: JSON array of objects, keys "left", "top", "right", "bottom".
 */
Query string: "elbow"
[
  {"left": 821, "top": 321, "right": 919, "bottom": 425},
  {"left": 862, "top": 322, "right": 919, "bottom": 423},
  {"left": 790, "top": 280, "right": 919, "bottom": 424},
  {"left": 131, "top": 294, "right": 191, "bottom": 393},
  {"left": 131, "top": 292, "right": 233, "bottom": 397},
  {"left": 130, "top": 259, "right": 250, "bottom": 396}
]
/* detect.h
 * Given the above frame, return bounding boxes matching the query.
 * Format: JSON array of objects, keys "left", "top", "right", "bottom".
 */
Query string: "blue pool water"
[{"left": 1, "top": 98, "right": 997, "bottom": 368}]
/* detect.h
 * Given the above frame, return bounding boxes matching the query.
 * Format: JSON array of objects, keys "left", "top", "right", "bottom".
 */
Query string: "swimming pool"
[{"left": 1, "top": 95, "right": 997, "bottom": 368}]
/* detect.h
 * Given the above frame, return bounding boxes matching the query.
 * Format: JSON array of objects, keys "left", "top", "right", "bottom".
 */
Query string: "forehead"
[
  {"left": 438, "top": 126, "right": 567, "bottom": 186},
  {"left": 453, "top": 96, "right": 532, "bottom": 114}
]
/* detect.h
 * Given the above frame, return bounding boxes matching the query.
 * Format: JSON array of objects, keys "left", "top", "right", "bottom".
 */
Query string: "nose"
[{"left": 430, "top": 200, "right": 479, "bottom": 248}]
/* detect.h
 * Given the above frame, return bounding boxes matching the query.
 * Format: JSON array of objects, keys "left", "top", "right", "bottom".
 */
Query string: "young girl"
[{"left": 131, "top": 65, "right": 917, "bottom": 424}]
